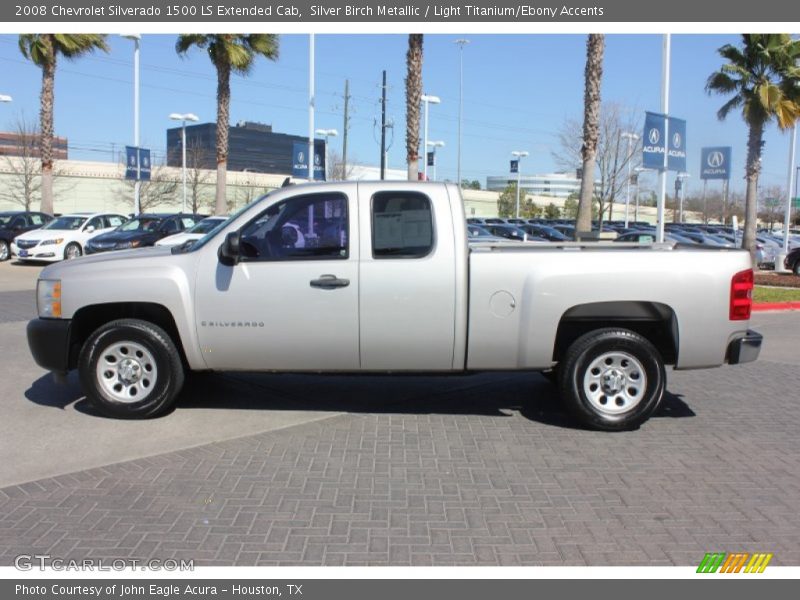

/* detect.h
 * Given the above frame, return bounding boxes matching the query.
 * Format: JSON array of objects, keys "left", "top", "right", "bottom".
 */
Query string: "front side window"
[
  {"left": 239, "top": 192, "right": 349, "bottom": 261},
  {"left": 371, "top": 191, "right": 434, "bottom": 259}
]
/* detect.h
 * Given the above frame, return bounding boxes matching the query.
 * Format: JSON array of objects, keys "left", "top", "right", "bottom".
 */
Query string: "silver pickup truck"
[{"left": 27, "top": 182, "right": 762, "bottom": 430}]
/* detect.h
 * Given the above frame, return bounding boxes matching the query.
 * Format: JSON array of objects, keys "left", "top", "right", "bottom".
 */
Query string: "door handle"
[{"left": 310, "top": 274, "right": 350, "bottom": 289}]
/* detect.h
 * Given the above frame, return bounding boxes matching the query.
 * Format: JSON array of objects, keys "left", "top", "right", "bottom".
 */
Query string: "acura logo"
[
  {"left": 707, "top": 151, "right": 725, "bottom": 167},
  {"left": 672, "top": 132, "right": 682, "bottom": 148},
  {"left": 648, "top": 128, "right": 660, "bottom": 145},
  {"left": 297, "top": 151, "right": 305, "bottom": 163}
]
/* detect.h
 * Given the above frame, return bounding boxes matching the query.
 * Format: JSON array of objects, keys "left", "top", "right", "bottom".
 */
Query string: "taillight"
[{"left": 730, "top": 269, "right": 754, "bottom": 320}]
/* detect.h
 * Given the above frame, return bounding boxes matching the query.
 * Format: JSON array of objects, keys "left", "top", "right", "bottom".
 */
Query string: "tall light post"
[
  {"left": 421, "top": 94, "right": 440, "bottom": 181},
  {"left": 677, "top": 172, "right": 690, "bottom": 223},
  {"left": 634, "top": 167, "right": 648, "bottom": 224},
  {"left": 511, "top": 150, "right": 529, "bottom": 218},
  {"left": 122, "top": 34, "right": 141, "bottom": 214},
  {"left": 657, "top": 33, "right": 672, "bottom": 242},
  {"left": 315, "top": 128, "right": 338, "bottom": 180},
  {"left": 169, "top": 112, "right": 199, "bottom": 213},
  {"left": 0, "top": 94, "right": 12, "bottom": 103},
  {"left": 455, "top": 39, "right": 470, "bottom": 187},
  {"left": 621, "top": 132, "right": 639, "bottom": 228},
  {"left": 782, "top": 122, "right": 797, "bottom": 254},
  {"left": 308, "top": 34, "right": 315, "bottom": 182},
  {"left": 426, "top": 140, "right": 445, "bottom": 182}
]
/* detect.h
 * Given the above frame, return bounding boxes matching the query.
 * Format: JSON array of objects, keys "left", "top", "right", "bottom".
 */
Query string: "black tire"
[
  {"left": 0, "top": 240, "right": 9, "bottom": 262},
  {"left": 794, "top": 260, "right": 800, "bottom": 277},
  {"left": 64, "top": 242, "right": 82, "bottom": 260},
  {"left": 558, "top": 328, "right": 666, "bottom": 431},
  {"left": 78, "top": 319, "right": 185, "bottom": 419}
]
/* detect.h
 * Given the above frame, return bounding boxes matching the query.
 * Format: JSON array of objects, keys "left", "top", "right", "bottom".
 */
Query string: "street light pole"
[
  {"left": 122, "top": 34, "right": 141, "bottom": 215},
  {"left": 308, "top": 34, "right": 315, "bottom": 182},
  {"left": 511, "top": 150, "right": 529, "bottom": 218},
  {"left": 783, "top": 123, "right": 797, "bottom": 253},
  {"left": 421, "top": 94, "right": 440, "bottom": 181},
  {"left": 657, "top": 33, "right": 671, "bottom": 243},
  {"left": 621, "top": 132, "right": 638, "bottom": 228},
  {"left": 455, "top": 39, "right": 469, "bottom": 188},
  {"left": 427, "top": 140, "right": 445, "bottom": 181},
  {"left": 677, "top": 172, "right": 689, "bottom": 223},
  {"left": 315, "top": 128, "right": 339, "bottom": 180},
  {"left": 169, "top": 113, "right": 199, "bottom": 213}
]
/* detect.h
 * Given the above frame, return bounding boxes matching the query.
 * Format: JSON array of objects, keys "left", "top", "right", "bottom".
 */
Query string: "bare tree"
[
  {"left": 120, "top": 159, "right": 179, "bottom": 213},
  {"left": 0, "top": 116, "right": 42, "bottom": 210},
  {"left": 185, "top": 138, "right": 214, "bottom": 214},
  {"left": 757, "top": 185, "right": 785, "bottom": 230},
  {"left": 553, "top": 102, "right": 642, "bottom": 226},
  {"left": 327, "top": 149, "right": 355, "bottom": 181}
]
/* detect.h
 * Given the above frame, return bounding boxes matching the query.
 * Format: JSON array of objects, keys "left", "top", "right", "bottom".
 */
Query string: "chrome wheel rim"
[
  {"left": 583, "top": 351, "right": 646, "bottom": 415},
  {"left": 65, "top": 244, "right": 81, "bottom": 259},
  {"left": 0, "top": 242, "right": 8, "bottom": 261},
  {"left": 95, "top": 341, "right": 158, "bottom": 403}
]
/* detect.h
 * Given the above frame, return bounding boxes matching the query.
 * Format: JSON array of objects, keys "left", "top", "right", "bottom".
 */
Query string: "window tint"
[
  {"left": 10, "top": 217, "right": 26, "bottom": 229},
  {"left": 180, "top": 217, "right": 197, "bottom": 229},
  {"left": 239, "top": 192, "right": 348, "bottom": 261},
  {"left": 162, "top": 219, "right": 180, "bottom": 234},
  {"left": 106, "top": 215, "right": 125, "bottom": 228},
  {"left": 371, "top": 191, "right": 434, "bottom": 259},
  {"left": 87, "top": 216, "right": 104, "bottom": 230}
]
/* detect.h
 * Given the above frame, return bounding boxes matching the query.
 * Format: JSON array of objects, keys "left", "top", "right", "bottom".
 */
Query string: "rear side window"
[
  {"left": 371, "top": 191, "right": 434, "bottom": 259},
  {"left": 106, "top": 215, "right": 125, "bottom": 228},
  {"left": 29, "top": 214, "right": 44, "bottom": 226}
]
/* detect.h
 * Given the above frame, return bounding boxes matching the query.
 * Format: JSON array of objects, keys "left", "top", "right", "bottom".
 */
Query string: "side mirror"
[
  {"left": 85, "top": 225, "right": 95, "bottom": 234},
  {"left": 218, "top": 231, "right": 241, "bottom": 266}
]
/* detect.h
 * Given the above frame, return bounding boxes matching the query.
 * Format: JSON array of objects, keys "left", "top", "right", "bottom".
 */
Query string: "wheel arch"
[
  {"left": 553, "top": 301, "right": 679, "bottom": 365},
  {"left": 68, "top": 302, "right": 187, "bottom": 370}
]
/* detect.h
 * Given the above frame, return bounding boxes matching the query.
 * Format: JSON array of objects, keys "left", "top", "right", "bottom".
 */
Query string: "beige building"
[{"left": 0, "top": 158, "right": 694, "bottom": 224}]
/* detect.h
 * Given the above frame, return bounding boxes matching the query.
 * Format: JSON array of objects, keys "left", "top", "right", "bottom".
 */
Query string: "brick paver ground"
[{"left": 1, "top": 357, "right": 798, "bottom": 566}]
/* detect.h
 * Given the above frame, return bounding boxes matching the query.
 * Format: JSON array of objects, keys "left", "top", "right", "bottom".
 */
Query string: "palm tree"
[
  {"left": 405, "top": 34, "right": 423, "bottom": 181},
  {"left": 176, "top": 35, "right": 279, "bottom": 215},
  {"left": 706, "top": 34, "right": 800, "bottom": 260},
  {"left": 18, "top": 34, "right": 109, "bottom": 215},
  {"left": 576, "top": 34, "right": 605, "bottom": 239}
]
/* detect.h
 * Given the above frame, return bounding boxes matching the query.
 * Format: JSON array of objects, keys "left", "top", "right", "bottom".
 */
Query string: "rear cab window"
[{"left": 371, "top": 191, "right": 434, "bottom": 259}]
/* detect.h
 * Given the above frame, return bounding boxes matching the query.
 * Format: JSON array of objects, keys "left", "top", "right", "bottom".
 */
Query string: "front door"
[{"left": 194, "top": 188, "right": 360, "bottom": 371}]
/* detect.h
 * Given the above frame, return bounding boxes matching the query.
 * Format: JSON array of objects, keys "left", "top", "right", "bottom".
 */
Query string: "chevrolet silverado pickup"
[{"left": 27, "top": 182, "right": 762, "bottom": 430}]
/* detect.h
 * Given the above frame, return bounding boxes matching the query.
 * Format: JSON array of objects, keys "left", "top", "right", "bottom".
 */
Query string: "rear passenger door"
[{"left": 357, "top": 183, "right": 457, "bottom": 370}]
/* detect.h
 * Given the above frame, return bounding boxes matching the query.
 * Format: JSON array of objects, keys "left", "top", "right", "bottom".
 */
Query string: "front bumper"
[
  {"left": 12, "top": 242, "right": 62, "bottom": 261},
  {"left": 27, "top": 318, "right": 73, "bottom": 373},
  {"left": 727, "top": 329, "right": 763, "bottom": 365}
]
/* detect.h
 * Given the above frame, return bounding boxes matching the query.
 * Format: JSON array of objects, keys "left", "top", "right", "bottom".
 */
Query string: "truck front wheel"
[
  {"left": 558, "top": 328, "right": 665, "bottom": 431},
  {"left": 78, "top": 319, "right": 185, "bottom": 418}
]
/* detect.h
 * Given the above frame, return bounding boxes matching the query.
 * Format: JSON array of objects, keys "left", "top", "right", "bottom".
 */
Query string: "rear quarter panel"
[{"left": 466, "top": 245, "right": 752, "bottom": 370}]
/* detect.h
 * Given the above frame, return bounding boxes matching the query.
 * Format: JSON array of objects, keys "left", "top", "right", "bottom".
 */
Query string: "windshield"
[
  {"left": 43, "top": 216, "right": 87, "bottom": 231},
  {"left": 118, "top": 217, "right": 162, "bottom": 232},
  {"left": 188, "top": 218, "right": 226, "bottom": 234}
]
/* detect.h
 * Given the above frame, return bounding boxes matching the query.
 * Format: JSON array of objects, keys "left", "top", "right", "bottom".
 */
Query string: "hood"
[
  {"left": 40, "top": 245, "right": 174, "bottom": 279},
  {"left": 14, "top": 228, "right": 67, "bottom": 241},
  {"left": 90, "top": 230, "right": 157, "bottom": 244},
  {"left": 156, "top": 232, "right": 193, "bottom": 246}
]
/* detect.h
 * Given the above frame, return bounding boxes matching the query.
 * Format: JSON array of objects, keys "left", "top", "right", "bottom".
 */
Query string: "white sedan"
[
  {"left": 12, "top": 212, "right": 128, "bottom": 262},
  {"left": 155, "top": 216, "right": 228, "bottom": 247}
]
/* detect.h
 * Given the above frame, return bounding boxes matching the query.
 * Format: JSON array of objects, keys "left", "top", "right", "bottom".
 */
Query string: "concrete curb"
[{"left": 753, "top": 302, "right": 800, "bottom": 312}]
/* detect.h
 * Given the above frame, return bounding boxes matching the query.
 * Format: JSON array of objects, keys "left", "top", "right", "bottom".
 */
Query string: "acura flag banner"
[
  {"left": 642, "top": 111, "right": 687, "bottom": 172},
  {"left": 700, "top": 146, "right": 732, "bottom": 180}
]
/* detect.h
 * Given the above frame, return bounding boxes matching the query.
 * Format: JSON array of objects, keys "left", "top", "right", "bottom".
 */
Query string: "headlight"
[
  {"left": 37, "top": 279, "right": 62, "bottom": 319},
  {"left": 116, "top": 240, "right": 141, "bottom": 249},
  {"left": 39, "top": 238, "right": 64, "bottom": 246}
]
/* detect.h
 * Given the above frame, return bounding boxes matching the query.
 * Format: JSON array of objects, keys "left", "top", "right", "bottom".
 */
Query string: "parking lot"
[{"left": 0, "top": 259, "right": 798, "bottom": 566}]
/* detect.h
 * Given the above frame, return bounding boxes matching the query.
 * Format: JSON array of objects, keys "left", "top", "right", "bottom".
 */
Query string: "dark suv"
[
  {"left": 84, "top": 213, "right": 206, "bottom": 254},
  {"left": 785, "top": 247, "right": 800, "bottom": 276},
  {"left": 0, "top": 211, "right": 53, "bottom": 261}
]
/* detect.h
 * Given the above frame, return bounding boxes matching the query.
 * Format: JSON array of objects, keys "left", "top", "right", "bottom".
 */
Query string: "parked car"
[
  {"left": 482, "top": 223, "right": 530, "bottom": 242},
  {"left": 0, "top": 211, "right": 53, "bottom": 261},
  {"left": 85, "top": 213, "right": 205, "bottom": 254},
  {"left": 614, "top": 231, "right": 698, "bottom": 245},
  {"left": 519, "top": 224, "right": 570, "bottom": 242},
  {"left": 155, "top": 216, "right": 228, "bottom": 248},
  {"left": 12, "top": 212, "right": 127, "bottom": 262},
  {"left": 784, "top": 247, "right": 800, "bottom": 275},
  {"left": 467, "top": 225, "right": 506, "bottom": 242},
  {"left": 27, "top": 182, "right": 761, "bottom": 431}
]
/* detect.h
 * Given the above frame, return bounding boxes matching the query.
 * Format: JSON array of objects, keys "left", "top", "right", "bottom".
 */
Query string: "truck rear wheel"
[
  {"left": 558, "top": 328, "right": 665, "bottom": 431},
  {"left": 78, "top": 319, "right": 184, "bottom": 418}
]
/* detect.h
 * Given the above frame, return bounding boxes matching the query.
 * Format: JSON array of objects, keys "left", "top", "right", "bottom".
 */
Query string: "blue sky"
[{"left": 0, "top": 33, "right": 795, "bottom": 195}]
